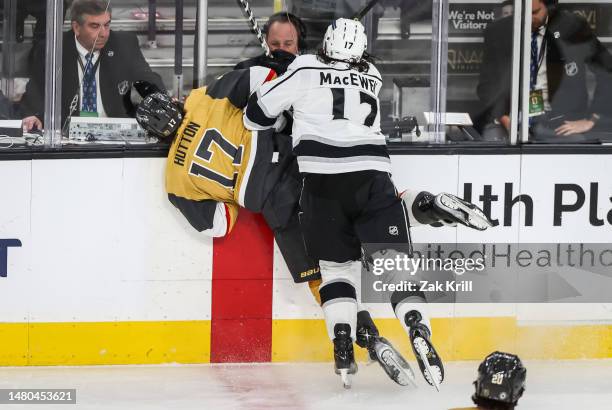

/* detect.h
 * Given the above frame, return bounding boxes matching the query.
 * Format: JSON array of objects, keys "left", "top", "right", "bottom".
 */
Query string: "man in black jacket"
[
  {"left": 477, "top": 0, "right": 612, "bottom": 140},
  {"left": 20, "top": 0, "right": 165, "bottom": 131}
]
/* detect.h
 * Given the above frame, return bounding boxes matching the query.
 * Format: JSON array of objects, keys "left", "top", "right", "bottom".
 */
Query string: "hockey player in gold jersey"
[
  {"left": 143, "top": 66, "right": 323, "bottom": 286},
  {"left": 164, "top": 68, "right": 281, "bottom": 237}
]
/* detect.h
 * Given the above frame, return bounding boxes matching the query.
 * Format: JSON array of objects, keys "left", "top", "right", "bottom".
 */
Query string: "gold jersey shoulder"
[{"left": 165, "top": 87, "right": 253, "bottom": 231}]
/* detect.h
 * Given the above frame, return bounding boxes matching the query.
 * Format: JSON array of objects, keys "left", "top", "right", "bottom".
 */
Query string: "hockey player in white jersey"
[{"left": 244, "top": 18, "right": 493, "bottom": 389}]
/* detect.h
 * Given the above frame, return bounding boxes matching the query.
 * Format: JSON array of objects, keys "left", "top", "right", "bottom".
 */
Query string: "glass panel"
[
  {"left": 279, "top": 0, "right": 434, "bottom": 144},
  {"left": 115, "top": 0, "right": 198, "bottom": 101},
  {"left": 39, "top": 0, "right": 182, "bottom": 147},
  {"left": 207, "top": 0, "right": 275, "bottom": 85},
  {"left": 446, "top": 0, "right": 521, "bottom": 145},
  {"left": 525, "top": 0, "right": 612, "bottom": 144},
  {"left": 0, "top": 0, "right": 51, "bottom": 150}
]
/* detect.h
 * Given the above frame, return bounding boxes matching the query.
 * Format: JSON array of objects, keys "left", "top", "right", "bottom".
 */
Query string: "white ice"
[{"left": 1, "top": 360, "right": 611, "bottom": 409}]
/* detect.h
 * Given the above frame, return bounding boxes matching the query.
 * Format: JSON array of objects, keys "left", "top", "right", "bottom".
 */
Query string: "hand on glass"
[{"left": 555, "top": 119, "right": 595, "bottom": 136}]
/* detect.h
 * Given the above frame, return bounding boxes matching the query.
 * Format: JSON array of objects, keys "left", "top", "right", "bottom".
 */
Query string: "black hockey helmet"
[
  {"left": 473, "top": 351, "right": 526, "bottom": 407},
  {"left": 135, "top": 92, "right": 183, "bottom": 139}
]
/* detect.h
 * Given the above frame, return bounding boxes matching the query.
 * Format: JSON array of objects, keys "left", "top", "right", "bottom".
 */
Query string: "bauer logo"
[{"left": 0, "top": 239, "right": 22, "bottom": 278}]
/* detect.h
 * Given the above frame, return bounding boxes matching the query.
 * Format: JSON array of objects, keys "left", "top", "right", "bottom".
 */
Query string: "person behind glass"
[
  {"left": 20, "top": 0, "right": 165, "bottom": 132},
  {"left": 234, "top": 11, "right": 308, "bottom": 75},
  {"left": 477, "top": 0, "right": 612, "bottom": 140},
  {"left": 499, "top": 0, "right": 513, "bottom": 19},
  {"left": 16, "top": 0, "right": 70, "bottom": 78}
]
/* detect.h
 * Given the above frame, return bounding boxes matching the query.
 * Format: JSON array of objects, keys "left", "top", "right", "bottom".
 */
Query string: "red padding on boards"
[
  {"left": 211, "top": 319, "right": 272, "bottom": 363},
  {"left": 211, "top": 210, "right": 274, "bottom": 363},
  {"left": 212, "top": 279, "right": 273, "bottom": 319}
]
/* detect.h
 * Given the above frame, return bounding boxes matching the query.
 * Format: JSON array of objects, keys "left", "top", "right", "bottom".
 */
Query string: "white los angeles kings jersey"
[{"left": 244, "top": 54, "right": 389, "bottom": 174}]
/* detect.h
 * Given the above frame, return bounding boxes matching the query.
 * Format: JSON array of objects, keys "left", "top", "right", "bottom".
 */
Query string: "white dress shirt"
[{"left": 74, "top": 36, "right": 107, "bottom": 117}]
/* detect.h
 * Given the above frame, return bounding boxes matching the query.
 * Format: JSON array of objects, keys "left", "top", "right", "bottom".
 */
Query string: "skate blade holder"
[
  {"left": 438, "top": 194, "right": 493, "bottom": 231},
  {"left": 339, "top": 369, "right": 352, "bottom": 389},
  {"left": 414, "top": 337, "right": 442, "bottom": 392},
  {"left": 379, "top": 349, "right": 417, "bottom": 387}
]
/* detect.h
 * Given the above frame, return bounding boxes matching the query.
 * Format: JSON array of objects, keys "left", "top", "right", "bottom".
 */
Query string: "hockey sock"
[{"left": 319, "top": 260, "right": 359, "bottom": 341}]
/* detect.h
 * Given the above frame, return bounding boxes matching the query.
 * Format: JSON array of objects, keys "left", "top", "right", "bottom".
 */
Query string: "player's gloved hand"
[{"left": 256, "top": 49, "right": 297, "bottom": 76}]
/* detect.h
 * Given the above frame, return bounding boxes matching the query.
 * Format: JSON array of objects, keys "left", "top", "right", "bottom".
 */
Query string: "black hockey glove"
[{"left": 256, "top": 49, "right": 297, "bottom": 76}]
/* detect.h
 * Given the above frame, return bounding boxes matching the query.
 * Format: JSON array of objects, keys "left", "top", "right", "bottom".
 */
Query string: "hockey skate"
[
  {"left": 371, "top": 337, "right": 417, "bottom": 387},
  {"left": 433, "top": 193, "right": 493, "bottom": 231},
  {"left": 405, "top": 310, "right": 444, "bottom": 391},
  {"left": 333, "top": 324, "right": 358, "bottom": 389},
  {"left": 356, "top": 310, "right": 379, "bottom": 361},
  {"left": 356, "top": 311, "right": 416, "bottom": 387}
]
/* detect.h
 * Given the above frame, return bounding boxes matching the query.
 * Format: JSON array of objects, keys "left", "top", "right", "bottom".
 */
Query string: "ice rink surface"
[{"left": 1, "top": 360, "right": 611, "bottom": 409}]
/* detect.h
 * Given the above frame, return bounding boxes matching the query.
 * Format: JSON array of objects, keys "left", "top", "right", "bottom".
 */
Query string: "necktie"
[
  {"left": 82, "top": 53, "right": 97, "bottom": 113},
  {"left": 530, "top": 31, "right": 539, "bottom": 90}
]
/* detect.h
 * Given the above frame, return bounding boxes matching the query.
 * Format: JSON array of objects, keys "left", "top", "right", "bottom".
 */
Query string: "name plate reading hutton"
[{"left": 0, "top": 389, "right": 76, "bottom": 404}]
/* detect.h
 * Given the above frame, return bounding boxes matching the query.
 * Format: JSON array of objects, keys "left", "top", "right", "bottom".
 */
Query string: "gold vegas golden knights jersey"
[
  {"left": 165, "top": 66, "right": 321, "bottom": 284},
  {"left": 165, "top": 67, "right": 278, "bottom": 234}
]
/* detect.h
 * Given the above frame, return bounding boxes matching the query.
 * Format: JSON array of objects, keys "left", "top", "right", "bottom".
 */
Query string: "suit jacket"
[
  {"left": 21, "top": 30, "right": 165, "bottom": 125},
  {"left": 477, "top": 10, "right": 612, "bottom": 124}
]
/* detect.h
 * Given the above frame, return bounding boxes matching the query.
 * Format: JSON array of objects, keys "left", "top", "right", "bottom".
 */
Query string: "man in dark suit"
[
  {"left": 477, "top": 0, "right": 612, "bottom": 140},
  {"left": 21, "top": 0, "right": 165, "bottom": 131}
]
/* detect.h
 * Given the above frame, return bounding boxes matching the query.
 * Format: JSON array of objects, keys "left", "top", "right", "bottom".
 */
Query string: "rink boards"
[{"left": 0, "top": 153, "right": 611, "bottom": 365}]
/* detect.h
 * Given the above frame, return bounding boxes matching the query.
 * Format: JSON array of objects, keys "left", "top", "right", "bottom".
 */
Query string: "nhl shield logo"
[
  {"left": 388, "top": 226, "right": 399, "bottom": 236},
  {"left": 565, "top": 62, "right": 578, "bottom": 77},
  {"left": 118, "top": 80, "right": 130, "bottom": 95}
]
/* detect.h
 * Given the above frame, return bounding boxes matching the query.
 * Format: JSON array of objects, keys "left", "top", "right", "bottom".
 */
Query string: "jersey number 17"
[{"left": 330, "top": 88, "right": 378, "bottom": 127}]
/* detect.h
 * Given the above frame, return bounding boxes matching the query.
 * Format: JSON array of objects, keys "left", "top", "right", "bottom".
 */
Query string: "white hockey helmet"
[{"left": 322, "top": 18, "right": 367, "bottom": 62}]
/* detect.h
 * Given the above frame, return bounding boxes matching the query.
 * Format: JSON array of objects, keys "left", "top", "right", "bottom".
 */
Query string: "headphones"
[{"left": 263, "top": 12, "right": 308, "bottom": 52}]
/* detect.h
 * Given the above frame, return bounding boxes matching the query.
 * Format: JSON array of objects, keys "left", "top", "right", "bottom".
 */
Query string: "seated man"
[
  {"left": 20, "top": 0, "right": 165, "bottom": 131},
  {"left": 477, "top": 0, "right": 612, "bottom": 141}
]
